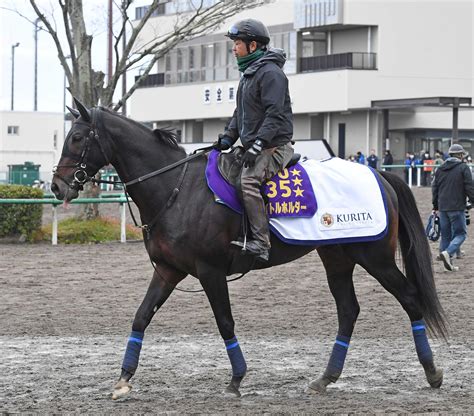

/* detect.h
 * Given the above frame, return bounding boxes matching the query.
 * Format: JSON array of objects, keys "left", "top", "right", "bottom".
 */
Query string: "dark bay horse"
[{"left": 51, "top": 100, "right": 447, "bottom": 400}]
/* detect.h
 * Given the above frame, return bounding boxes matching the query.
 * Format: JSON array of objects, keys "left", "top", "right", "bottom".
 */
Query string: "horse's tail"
[{"left": 379, "top": 171, "right": 448, "bottom": 339}]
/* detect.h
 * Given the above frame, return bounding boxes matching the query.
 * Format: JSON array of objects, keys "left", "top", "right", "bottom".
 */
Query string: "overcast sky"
[{"left": 0, "top": 0, "right": 149, "bottom": 113}]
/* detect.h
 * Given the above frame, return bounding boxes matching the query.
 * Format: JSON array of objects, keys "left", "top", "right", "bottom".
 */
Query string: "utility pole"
[
  {"left": 122, "top": 12, "right": 127, "bottom": 116},
  {"left": 11, "top": 42, "right": 20, "bottom": 111},
  {"left": 34, "top": 18, "right": 41, "bottom": 111},
  {"left": 108, "top": 0, "right": 113, "bottom": 82}
]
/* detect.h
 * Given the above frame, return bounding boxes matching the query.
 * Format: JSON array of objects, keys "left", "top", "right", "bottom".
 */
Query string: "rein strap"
[{"left": 123, "top": 145, "right": 213, "bottom": 187}]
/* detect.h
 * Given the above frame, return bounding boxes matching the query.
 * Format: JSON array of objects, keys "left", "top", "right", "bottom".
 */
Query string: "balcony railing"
[
  {"left": 135, "top": 73, "right": 165, "bottom": 88},
  {"left": 300, "top": 52, "right": 377, "bottom": 72}
]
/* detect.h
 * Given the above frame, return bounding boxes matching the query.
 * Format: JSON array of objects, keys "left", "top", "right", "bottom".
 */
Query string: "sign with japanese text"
[
  {"left": 263, "top": 165, "right": 317, "bottom": 218},
  {"left": 203, "top": 86, "right": 211, "bottom": 104}
]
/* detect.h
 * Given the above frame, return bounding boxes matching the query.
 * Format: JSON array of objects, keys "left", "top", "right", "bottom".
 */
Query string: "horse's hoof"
[
  {"left": 427, "top": 368, "right": 443, "bottom": 388},
  {"left": 306, "top": 378, "right": 328, "bottom": 394},
  {"left": 112, "top": 379, "right": 132, "bottom": 400},
  {"left": 223, "top": 383, "right": 241, "bottom": 398}
]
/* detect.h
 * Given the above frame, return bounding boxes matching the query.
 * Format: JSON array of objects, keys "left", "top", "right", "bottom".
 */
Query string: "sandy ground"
[{"left": 0, "top": 187, "right": 473, "bottom": 414}]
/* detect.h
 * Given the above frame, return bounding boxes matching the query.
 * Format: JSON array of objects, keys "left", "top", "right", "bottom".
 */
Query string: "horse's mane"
[
  {"left": 152, "top": 128, "right": 181, "bottom": 149},
  {"left": 99, "top": 107, "right": 183, "bottom": 152}
]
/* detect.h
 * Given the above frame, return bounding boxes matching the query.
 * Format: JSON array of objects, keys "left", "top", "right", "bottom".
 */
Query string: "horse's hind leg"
[
  {"left": 346, "top": 244, "right": 443, "bottom": 388},
  {"left": 197, "top": 261, "right": 247, "bottom": 397},
  {"left": 308, "top": 245, "right": 358, "bottom": 393},
  {"left": 112, "top": 263, "right": 186, "bottom": 400}
]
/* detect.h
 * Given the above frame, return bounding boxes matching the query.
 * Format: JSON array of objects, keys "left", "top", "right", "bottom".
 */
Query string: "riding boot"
[{"left": 232, "top": 180, "right": 270, "bottom": 262}]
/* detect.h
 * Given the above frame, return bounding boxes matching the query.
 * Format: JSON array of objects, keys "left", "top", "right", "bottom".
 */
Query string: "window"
[
  {"left": 7, "top": 126, "right": 19, "bottom": 135},
  {"left": 135, "top": 3, "right": 167, "bottom": 20},
  {"left": 302, "top": 31, "right": 327, "bottom": 57},
  {"left": 162, "top": 40, "right": 240, "bottom": 85}
]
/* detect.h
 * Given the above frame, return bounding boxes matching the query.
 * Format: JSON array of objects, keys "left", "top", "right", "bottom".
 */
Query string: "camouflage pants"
[{"left": 240, "top": 142, "right": 294, "bottom": 248}]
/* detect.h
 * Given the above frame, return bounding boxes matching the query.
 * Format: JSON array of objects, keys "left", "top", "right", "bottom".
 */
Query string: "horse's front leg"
[
  {"left": 112, "top": 263, "right": 186, "bottom": 400},
  {"left": 308, "top": 246, "right": 358, "bottom": 393},
  {"left": 198, "top": 262, "right": 247, "bottom": 397}
]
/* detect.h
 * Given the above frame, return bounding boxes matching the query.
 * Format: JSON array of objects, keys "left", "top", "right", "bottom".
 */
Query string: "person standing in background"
[
  {"left": 405, "top": 152, "right": 415, "bottom": 184},
  {"left": 421, "top": 150, "right": 432, "bottom": 186},
  {"left": 367, "top": 149, "right": 378, "bottom": 169},
  {"left": 432, "top": 144, "right": 474, "bottom": 272},
  {"left": 356, "top": 151, "right": 365, "bottom": 164},
  {"left": 382, "top": 149, "right": 394, "bottom": 171}
]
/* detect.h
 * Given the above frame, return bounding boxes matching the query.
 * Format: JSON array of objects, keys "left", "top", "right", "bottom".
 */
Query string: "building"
[
  {"left": 0, "top": 111, "right": 65, "bottom": 184},
  {"left": 130, "top": 0, "right": 474, "bottom": 162}
]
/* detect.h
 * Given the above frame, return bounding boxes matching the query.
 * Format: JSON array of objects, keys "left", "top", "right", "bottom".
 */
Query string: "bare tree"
[
  {"left": 23, "top": 0, "right": 266, "bottom": 219},
  {"left": 29, "top": 0, "right": 267, "bottom": 109}
]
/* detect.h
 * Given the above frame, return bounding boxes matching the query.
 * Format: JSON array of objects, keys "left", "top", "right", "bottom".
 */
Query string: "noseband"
[{"left": 53, "top": 108, "right": 110, "bottom": 191}]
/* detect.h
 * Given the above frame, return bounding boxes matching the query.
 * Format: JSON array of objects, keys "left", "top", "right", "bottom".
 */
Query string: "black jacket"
[
  {"left": 382, "top": 153, "right": 393, "bottom": 165},
  {"left": 432, "top": 157, "right": 474, "bottom": 211},
  {"left": 224, "top": 48, "right": 293, "bottom": 149}
]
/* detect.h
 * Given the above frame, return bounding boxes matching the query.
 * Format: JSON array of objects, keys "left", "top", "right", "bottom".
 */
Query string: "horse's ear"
[
  {"left": 66, "top": 105, "right": 80, "bottom": 119},
  {"left": 73, "top": 97, "right": 91, "bottom": 122}
]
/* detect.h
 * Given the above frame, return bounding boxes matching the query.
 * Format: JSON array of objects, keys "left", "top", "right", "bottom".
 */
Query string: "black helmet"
[{"left": 225, "top": 19, "right": 270, "bottom": 45}]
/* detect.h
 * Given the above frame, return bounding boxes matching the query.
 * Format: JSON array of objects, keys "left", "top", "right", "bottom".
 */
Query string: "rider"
[{"left": 214, "top": 18, "right": 294, "bottom": 262}]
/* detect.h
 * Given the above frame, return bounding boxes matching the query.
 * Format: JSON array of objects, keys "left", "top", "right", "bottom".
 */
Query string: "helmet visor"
[
  {"left": 227, "top": 25, "right": 242, "bottom": 38},
  {"left": 228, "top": 26, "right": 239, "bottom": 35}
]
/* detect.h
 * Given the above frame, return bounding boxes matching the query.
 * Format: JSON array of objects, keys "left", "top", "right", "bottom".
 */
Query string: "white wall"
[
  {"left": 344, "top": 0, "right": 473, "bottom": 81},
  {"left": 329, "top": 111, "right": 370, "bottom": 157},
  {"left": 293, "top": 114, "right": 311, "bottom": 140},
  {"left": 331, "top": 27, "right": 368, "bottom": 53},
  {"left": 0, "top": 111, "right": 64, "bottom": 181}
]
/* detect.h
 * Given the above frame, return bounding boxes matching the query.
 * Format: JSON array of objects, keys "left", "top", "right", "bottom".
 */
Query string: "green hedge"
[
  {"left": 41, "top": 217, "right": 143, "bottom": 243},
  {"left": 0, "top": 185, "right": 43, "bottom": 241}
]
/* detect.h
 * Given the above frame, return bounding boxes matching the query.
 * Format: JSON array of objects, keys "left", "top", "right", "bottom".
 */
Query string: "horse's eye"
[{"left": 72, "top": 135, "right": 83, "bottom": 142}]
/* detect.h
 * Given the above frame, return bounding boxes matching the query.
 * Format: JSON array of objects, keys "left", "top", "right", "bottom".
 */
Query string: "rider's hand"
[
  {"left": 213, "top": 134, "right": 232, "bottom": 151},
  {"left": 242, "top": 140, "right": 264, "bottom": 168}
]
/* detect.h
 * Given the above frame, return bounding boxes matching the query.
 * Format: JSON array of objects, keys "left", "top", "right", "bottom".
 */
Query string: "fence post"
[
  {"left": 408, "top": 168, "right": 412, "bottom": 188},
  {"left": 120, "top": 202, "right": 126, "bottom": 243},
  {"left": 417, "top": 167, "right": 421, "bottom": 187},
  {"left": 52, "top": 205, "right": 58, "bottom": 245}
]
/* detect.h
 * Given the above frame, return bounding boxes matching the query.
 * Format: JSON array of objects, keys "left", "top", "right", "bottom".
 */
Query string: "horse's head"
[{"left": 51, "top": 98, "right": 111, "bottom": 201}]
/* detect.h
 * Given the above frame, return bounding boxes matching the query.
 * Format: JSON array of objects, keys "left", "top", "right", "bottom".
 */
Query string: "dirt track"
[{"left": 1, "top": 187, "right": 473, "bottom": 414}]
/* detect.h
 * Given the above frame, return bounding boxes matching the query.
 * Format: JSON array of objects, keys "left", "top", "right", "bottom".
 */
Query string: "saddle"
[{"left": 217, "top": 146, "right": 301, "bottom": 189}]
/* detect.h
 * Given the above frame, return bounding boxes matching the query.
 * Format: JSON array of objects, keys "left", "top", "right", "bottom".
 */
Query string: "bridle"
[{"left": 53, "top": 107, "right": 110, "bottom": 191}]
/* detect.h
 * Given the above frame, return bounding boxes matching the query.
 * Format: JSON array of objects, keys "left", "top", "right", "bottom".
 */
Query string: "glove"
[
  {"left": 213, "top": 134, "right": 232, "bottom": 151},
  {"left": 242, "top": 139, "right": 264, "bottom": 168}
]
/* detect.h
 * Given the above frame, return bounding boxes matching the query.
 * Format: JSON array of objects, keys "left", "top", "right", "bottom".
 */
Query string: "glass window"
[
  {"left": 177, "top": 72, "right": 188, "bottom": 83},
  {"left": 189, "top": 70, "right": 201, "bottom": 82},
  {"left": 7, "top": 126, "right": 19, "bottom": 135},
  {"left": 214, "top": 42, "right": 225, "bottom": 67},
  {"left": 227, "top": 40, "right": 234, "bottom": 65},
  {"left": 202, "top": 44, "right": 214, "bottom": 68},
  {"left": 215, "top": 67, "right": 226, "bottom": 81},
  {"left": 227, "top": 66, "right": 239, "bottom": 80},
  {"left": 189, "top": 47, "right": 195, "bottom": 69},
  {"left": 204, "top": 68, "right": 213, "bottom": 81},
  {"left": 302, "top": 31, "right": 327, "bottom": 57},
  {"left": 177, "top": 49, "right": 183, "bottom": 70},
  {"left": 282, "top": 33, "right": 289, "bottom": 55}
]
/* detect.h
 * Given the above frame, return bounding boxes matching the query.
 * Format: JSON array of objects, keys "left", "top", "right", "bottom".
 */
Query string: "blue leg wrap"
[
  {"left": 225, "top": 336, "right": 247, "bottom": 377},
  {"left": 122, "top": 330, "right": 144, "bottom": 374},
  {"left": 325, "top": 335, "right": 351, "bottom": 376},
  {"left": 411, "top": 320, "right": 433, "bottom": 365}
]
